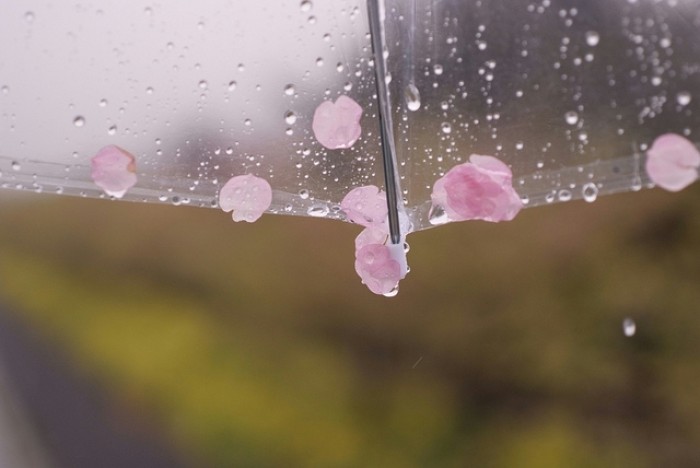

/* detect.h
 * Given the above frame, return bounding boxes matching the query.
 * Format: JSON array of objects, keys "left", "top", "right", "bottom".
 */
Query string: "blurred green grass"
[{"left": 0, "top": 186, "right": 699, "bottom": 467}]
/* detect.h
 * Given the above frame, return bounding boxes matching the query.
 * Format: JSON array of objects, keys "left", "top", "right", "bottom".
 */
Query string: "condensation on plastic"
[{"left": 0, "top": 0, "right": 698, "bottom": 232}]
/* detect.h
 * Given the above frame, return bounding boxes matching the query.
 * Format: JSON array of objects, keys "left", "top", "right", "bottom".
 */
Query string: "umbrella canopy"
[{"left": 1, "top": 0, "right": 699, "bottom": 293}]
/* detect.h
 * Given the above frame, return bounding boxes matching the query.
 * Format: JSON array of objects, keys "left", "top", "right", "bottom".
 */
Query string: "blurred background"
[{"left": 1, "top": 184, "right": 699, "bottom": 468}]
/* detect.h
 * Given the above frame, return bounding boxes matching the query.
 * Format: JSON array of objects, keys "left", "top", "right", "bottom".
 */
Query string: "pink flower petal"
[
  {"left": 355, "top": 225, "right": 389, "bottom": 250},
  {"left": 219, "top": 174, "right": 272, "bottom": 222},
  {"left": 90, "top": 145, "right": 138, "bottom": 198},
  {"left": 312, "top": 95, "right": 363, "bottom": 149},
  {"left": 354, "top": 243, "right": 406, "bottom": 295},
  {"left": 341, "top": 185, "right": 388, "bottom": 226},
  {"left": 646, "top": 133, "right": 700, "bottom": 192},
  {"left": 353, "top": 222, "right": 409, "bottom": 295},
  {"left": 431, "top": 154, "right": 523, "bottom": 223}
]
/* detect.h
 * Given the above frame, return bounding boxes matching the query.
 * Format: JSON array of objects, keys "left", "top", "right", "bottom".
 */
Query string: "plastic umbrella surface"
[{"left": 1, "top": 0, "right": 699, "bottom": 292}]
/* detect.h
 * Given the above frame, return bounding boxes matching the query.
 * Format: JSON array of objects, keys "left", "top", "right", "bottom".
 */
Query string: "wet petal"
[
  {"left": 354, "top": 243, "right": 404, "bottom": 295},
  {"left": 219, "top": 174, "right": 272, "bottom": 222},
  {"left": 354, "top": 223, "right": 408, "bottom": 295},
  {"left": 431, "top": 154, "right": 522, "bottom": 223},
  {"left": 90, "top": 145, "right": 138, "bottom": 198},
  {"left": 312, "top": 95, "right": 363, "bottom": 149},
  {"left": 646, "top": 133, "right": 700, "bottom": 192},
  {"left": 341, "top": 185, "right": 388, "bottom": 226},
  {"left": 355, "top": 225, "right": 389, "bottom": 250}
]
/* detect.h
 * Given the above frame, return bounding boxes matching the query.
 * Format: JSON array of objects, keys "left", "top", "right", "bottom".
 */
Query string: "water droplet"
[
  {"left": 284, "top": 84, "right": 295, "bottom": 96},
  {"left": 198, "top": 80, "right": 208, "bottom": 90},
  {"left": 383, "top": 286, "right": 399, "bottom": 298},
  {"left": 336, "top": 62, "right": 344, "bottom": 72},
  {"left": 284, "top": 111, "right": 297, "bottom": 125},
  {"left": 107, "top": 125, "right": 117, "bottom": 135},
  {"left": 228, "top": 81, "right": 237, "bottom": 91},
  {"left": 1, "top": 85, "right": 9, "bottom": 95},
  {"left": 631, "top": 175, "right": 642, "bottom": 191},
  {"left": 99, "top": 98, "right": 108, "bottom": 107},
  {"left": 677, "top": 91, "right": 692, "bottom": 106},
  {"left": 623, "top": 318, "right": 636, "bottom": 337},
  {"left": 11, "top": 161, "right": 21, "bottom": 171},
  {"left": 244, "top": 118, "right": 252, "bottom": 126},
  {"left": 300, "top": 0, "right": 313, "bottom": 12},
  {"left": 433, "top": 64, "right": 443, "bottom": 76},
  {"left": 429, "top": 205, "right": 449, "bottom": 225},
  {"left": 145, "top": 86, "right": 154, "bottom": 95},
  {"left": 316, "top": 57, "right": 324, "bottom": 67},
  {"left": 73, "top": 116, "right": 85, "bottom": 127},
  {"left": 299, "top": 189, "right": 310, "bottom": 199},
  {"left": 558, "top": 189, "right": 572, "bottom": 202},
  {"left": 515, "top": 141, "right": 524, "bottom": 150},
  {"left": 582, "top": 183, "right": 598, "bottom": 202},
  {"left": 405, "top": 83, "right": 421, "bottom": 111},
  {"left": 24, "top": 11, "right": 35, "bottom": 23},
  {"left": 307, "top": 205, "right": 329, "bottom": 217},
  {"left": 565, "top": 111, "right": 579, "bottom": 125},
  {"left": 585, "top": 31, "right": 600, "bottom": 47},
  {"left": 441, "top": 122, "right": 452, "bottom": 134}
]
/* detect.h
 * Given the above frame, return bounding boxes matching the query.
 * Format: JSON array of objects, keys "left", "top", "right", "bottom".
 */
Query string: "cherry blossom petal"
[
  {"left": 90, "top": 145, "right": 137, "bottom": 198},
  {"left": 431, "top": 154, "right": 523, "bottom": 223},
  {"left": 646, "top": 133, "right": 700, "bottom": 192},
  {"left": 312, "top": 95, "right": 363, "bottom": 149},
  {"left": 353, "top": 221, "right": 409, "bottom": 295},
  {"left": 354, "top": 243, "right": 406, "bottom": 295},
  {"left": 219, "top": 174, "right": 272, "bottom": 223},
  {"left": 355, "top": 225, "right": 389, "bottom": 250},
  {"left": 341, "top": 185, "right": 388, "bottom": 226}
]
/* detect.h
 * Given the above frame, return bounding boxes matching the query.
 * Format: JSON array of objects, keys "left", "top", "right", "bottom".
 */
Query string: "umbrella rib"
[{"left": 367, "top": 0, "right": 403, "bottom": 245}]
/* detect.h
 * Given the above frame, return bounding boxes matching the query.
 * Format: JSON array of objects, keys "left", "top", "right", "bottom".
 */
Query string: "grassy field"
[{"left": 1, "top": 185, "right": 700, "bottom": 467}]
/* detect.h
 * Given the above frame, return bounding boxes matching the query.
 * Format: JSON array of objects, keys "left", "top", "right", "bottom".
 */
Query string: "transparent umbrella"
[{"left": 1, "top": 0, "right": 699, "bottom": 294}]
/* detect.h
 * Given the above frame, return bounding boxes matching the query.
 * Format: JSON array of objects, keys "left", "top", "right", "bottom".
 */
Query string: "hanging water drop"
[
  {"left": 228, "top": 81, "right": 237, "bottom": 91},
  {"left": 73, "top": 116, "right": 85, "bottom": 127},
  {"left": 300, "top": 0, "right": 313, "bottom": 12},
  {"left": 382, "top": 286, "right": 399, "bottom": 298},
  {"left": 441, "top": 122, "right": 452, "bottom": 134},
  {"left": 11, "top": 161, "right": 21, "bottom": 171},
  {"left": 405, "top": 83, "right": 421, "bottom": 111},
  {"left": 284, "top": 84, "right": 295, "bottom": 96},
  {"left": 623, "top": 318, "right": 636, "bottom": 337}
]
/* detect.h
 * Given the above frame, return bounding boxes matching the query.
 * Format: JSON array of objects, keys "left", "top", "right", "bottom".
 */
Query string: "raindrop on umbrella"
[{"left": 1, "top": 0, "right": 699, "bottom": 294}]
